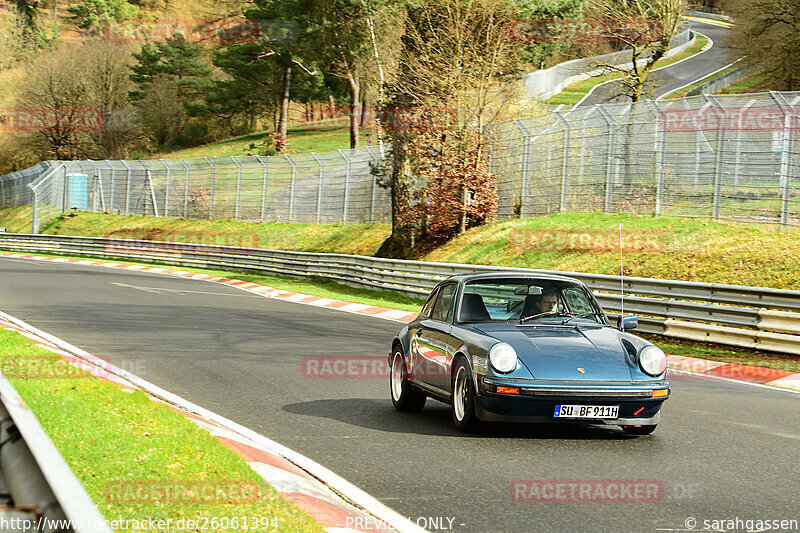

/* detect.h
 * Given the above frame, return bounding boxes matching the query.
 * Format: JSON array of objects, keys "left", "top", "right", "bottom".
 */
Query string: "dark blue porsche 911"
[{"left": 389, "top": 272, "right": 669, "bottom": 434}]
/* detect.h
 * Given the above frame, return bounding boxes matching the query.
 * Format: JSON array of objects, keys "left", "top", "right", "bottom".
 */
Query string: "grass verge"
[
  {"left": 0, "top": 328, "right": 324, "bottom": 532},
  {"left": 716, "top": 71, "right": 771, "bottom": 95},
  {"left": 546, "top": 34, "right": 710, "bottom": 106},
  {"left": 23, "top": 209, "right": 391, "bottom": 257},
  {"left": 4, "top": 209, "right": 800, "bottom": 289},
  {"left": 161, "top": 124, "right": 368, "bottom": 160}
]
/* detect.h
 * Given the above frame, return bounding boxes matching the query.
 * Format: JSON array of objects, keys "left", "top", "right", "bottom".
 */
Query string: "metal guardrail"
[
  {"left": 0, "top": 376, "right": 111, "bottom": 533},
  {"left": 2, "top": 233, "right": 800, "bottom": 355}
]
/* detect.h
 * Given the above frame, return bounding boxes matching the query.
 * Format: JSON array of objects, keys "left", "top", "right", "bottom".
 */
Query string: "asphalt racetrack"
[
  {"left": 1, "top": 256, "right": 798, "bottom": 532},
  {"left": 578, "top": 20, "right": 735, "bottom": 106}
]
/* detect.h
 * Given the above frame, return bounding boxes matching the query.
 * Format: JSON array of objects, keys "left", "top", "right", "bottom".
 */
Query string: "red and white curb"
[
  {"left": 0, "top": 252, "right": 420, "bottom": 324},
  {"left": 667, "top": 354, "right": 800, "bottom": 393},
  {"left": 0, "top": 310, "right": 426, "bottom": 533}
]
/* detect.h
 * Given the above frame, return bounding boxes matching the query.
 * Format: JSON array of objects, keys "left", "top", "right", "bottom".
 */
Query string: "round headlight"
[
  {"left": 489, "top": 343, "right": 518, "bottom": 373},
  {"left": 639, "top": 346, "right": 667, "bottom": 376}
]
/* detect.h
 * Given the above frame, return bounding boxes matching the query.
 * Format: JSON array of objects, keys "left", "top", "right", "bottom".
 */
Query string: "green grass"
[
  {"left": 33, "top": 210, "right": 391, "bottom": 257},
  {"left": 0, "top": 328, "right": 323, "bottom": 532},
  {"left": 162, "top": 124, "right": 369, "bottom": 160},
  {"left": 423, "top": 212, "right": 800, "bottom": 290},
  {"left": 545, "top": 35, "right": 710, "bottom": 106},
  {"left": 717, "top": 71, "right": 771, "bottom": 95},
  {"left": 662, "top": 60, "right": 744, "bottom": 99}
]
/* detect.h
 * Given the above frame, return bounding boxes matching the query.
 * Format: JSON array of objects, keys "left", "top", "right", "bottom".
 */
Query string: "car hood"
[{"left": 472, "top": 323, "right": 633, "bottom": 381}]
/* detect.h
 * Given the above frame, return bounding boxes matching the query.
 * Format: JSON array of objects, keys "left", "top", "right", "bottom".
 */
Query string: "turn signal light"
[
  {"left": 652, "top": 388, "right": 669, "bottom": 398},
  {"left": 497, "top": 386, "right": 520, "bottom": 395}
]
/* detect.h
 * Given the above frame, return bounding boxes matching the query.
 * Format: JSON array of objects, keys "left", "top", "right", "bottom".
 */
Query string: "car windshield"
[{"left": 457, "top": 278, "right": 605, "bottom": 325}]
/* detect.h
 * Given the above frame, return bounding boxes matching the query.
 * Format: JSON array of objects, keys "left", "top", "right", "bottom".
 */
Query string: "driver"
[{"left": 537, "top": 291, "right": 559, "bottom": 314}]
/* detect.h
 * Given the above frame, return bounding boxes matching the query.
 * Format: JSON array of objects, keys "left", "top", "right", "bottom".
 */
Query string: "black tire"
[
  {"left": 452, "top": 358, "right": 479, "bottom": 432},
  {"left": 390, "top": 349, "right": 426, "bottom": 412},
  {"left": 622, "top": 424, "right": 657, "bottom": 435}
]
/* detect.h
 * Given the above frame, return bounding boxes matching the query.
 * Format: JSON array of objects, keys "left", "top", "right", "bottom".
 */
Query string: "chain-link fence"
[
  {"left": 1, "top": 146, "right": 391, "bottom": 232},
  {"left": 2, "top": 91, "right": 799, "bottom": 232},
  {"left": 490, "top": 91, "right": 800, "bottom": 227}
]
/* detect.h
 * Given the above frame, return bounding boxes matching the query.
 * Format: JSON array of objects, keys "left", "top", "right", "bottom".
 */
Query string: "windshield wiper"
[
  {"left": 520, "top": 311, "right": 575, "bottom": 324},
  {"left": 561, "top": 313, "right": 599, "bottom": 325}
]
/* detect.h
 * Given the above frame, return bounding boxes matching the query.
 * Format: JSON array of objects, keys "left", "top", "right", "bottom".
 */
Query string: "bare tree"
[
  {"left": 80, "top": 40, "right": 140, "bottom": 159},
  {"left": 383, "top": 0, "right": 522, "bottom": 255},
  {"left": 19, "top": 46, "right": 94, "bottom": 160},
  {"left": 587, "top": 0, "right": 688, "bottom": 102}
]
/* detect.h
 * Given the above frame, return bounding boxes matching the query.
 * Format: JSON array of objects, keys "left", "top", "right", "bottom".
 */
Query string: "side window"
[
  {"left": 431, "top": 284, "right": 457, "bottom": 322},
  {"left": 420, "top": 289, "right": 438, "bottom": 318},
  {"left": 563, "top": 288, "right": 594, "bottom": 315}
]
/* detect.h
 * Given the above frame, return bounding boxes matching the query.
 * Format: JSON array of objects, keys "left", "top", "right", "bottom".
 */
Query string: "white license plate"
[{"left": 554, "top": 404, "right": 619, "bottom": 419}]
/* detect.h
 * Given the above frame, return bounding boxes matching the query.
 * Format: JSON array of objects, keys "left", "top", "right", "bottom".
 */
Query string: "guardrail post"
[
  {"left": 160, "top": 159, "right": 171, "bottom": 217},
  {"left": 204, "top": 157, "right": 216, "bottom": 219},
  {"left": 285, "top": 155, "right": 297, "bottom": 223},
  {"left": 180, "top": 159, "right": 191, "bottom": 218},
  {"left": 311, "top": 153, "right": 324, "bottom": 224},
  {"left": 513, "top": 119, "right": 532, "bottom": 218},
  {"left": 231, "top": 156, "right": 242, "bottom": 221},
  {"left": 598, "top": 107, "right": 617, "bottom": 213},
  {"left": 257, "top": 155, "right": 269, "bottom": 222},
  {"left": 554, "top": 112, "right": 570, "bottom": 212},
  {"left": 365, "top": 145, "right": 380, "bottom": 223},
  {"left": 120, "top": 160, "right": 132, "bottom": 215},
  {"left": 338, "top": 149, "right": 352, "bottom": 223}
]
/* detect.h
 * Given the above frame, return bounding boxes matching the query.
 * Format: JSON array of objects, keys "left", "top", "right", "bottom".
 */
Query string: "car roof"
[{"left": 440, "top": 271, "right": 585, "bottom": 285}]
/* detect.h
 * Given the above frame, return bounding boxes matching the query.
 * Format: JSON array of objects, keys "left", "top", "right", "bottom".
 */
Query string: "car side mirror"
[{"left": 617, "top": 315, "right": 639, "bottom": 331}]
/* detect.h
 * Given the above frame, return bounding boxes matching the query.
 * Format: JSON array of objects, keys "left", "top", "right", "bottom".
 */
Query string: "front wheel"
[
  {"left": 452, "top": 359, "right": 479, "bottom": 432},
  {"left": 622, "top": 424, "right": 657, "bottom": 435},
  {"left": 390, "top": 349, "right": 426, "bottom": 412}
]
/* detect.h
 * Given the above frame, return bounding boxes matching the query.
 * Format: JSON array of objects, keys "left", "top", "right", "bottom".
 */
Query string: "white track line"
[
  {"left": 574, "top": 31, "right": 712, "bottom": 107},
  {"left": 657, "top": 59, "right": 742, "bottom": 100}
]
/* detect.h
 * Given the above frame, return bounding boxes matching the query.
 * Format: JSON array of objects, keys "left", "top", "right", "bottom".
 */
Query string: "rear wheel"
[
  {"left": 390, "top": 349, "right": 426, "bottom": 412},
  {"left": 452, "top": 359, "right": 479, "bottom": 432},
  {"left": 622, "top": 424, "right": 657, "bottom": 435}
]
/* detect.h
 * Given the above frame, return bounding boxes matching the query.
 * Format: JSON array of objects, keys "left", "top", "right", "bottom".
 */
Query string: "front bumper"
[{"left": 475, "top": 376, "right": 668, "bottom": 425}]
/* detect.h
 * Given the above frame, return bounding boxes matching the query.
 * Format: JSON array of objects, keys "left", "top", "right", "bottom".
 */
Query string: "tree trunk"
[
  {"left": 276, "top": 65, "right": 291, "bottom": 153},
  {"left": 347, "top": 73, "right": 360, "bottom": 149},
  {"left": 360, "top": 99, "right": 368, "bottom": 128},
  {"left": 390, "top": 128, "right": 411, "bottom": 242},
  {"left": 328, "top": 94, "right": 335, "bottom": 119}
]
